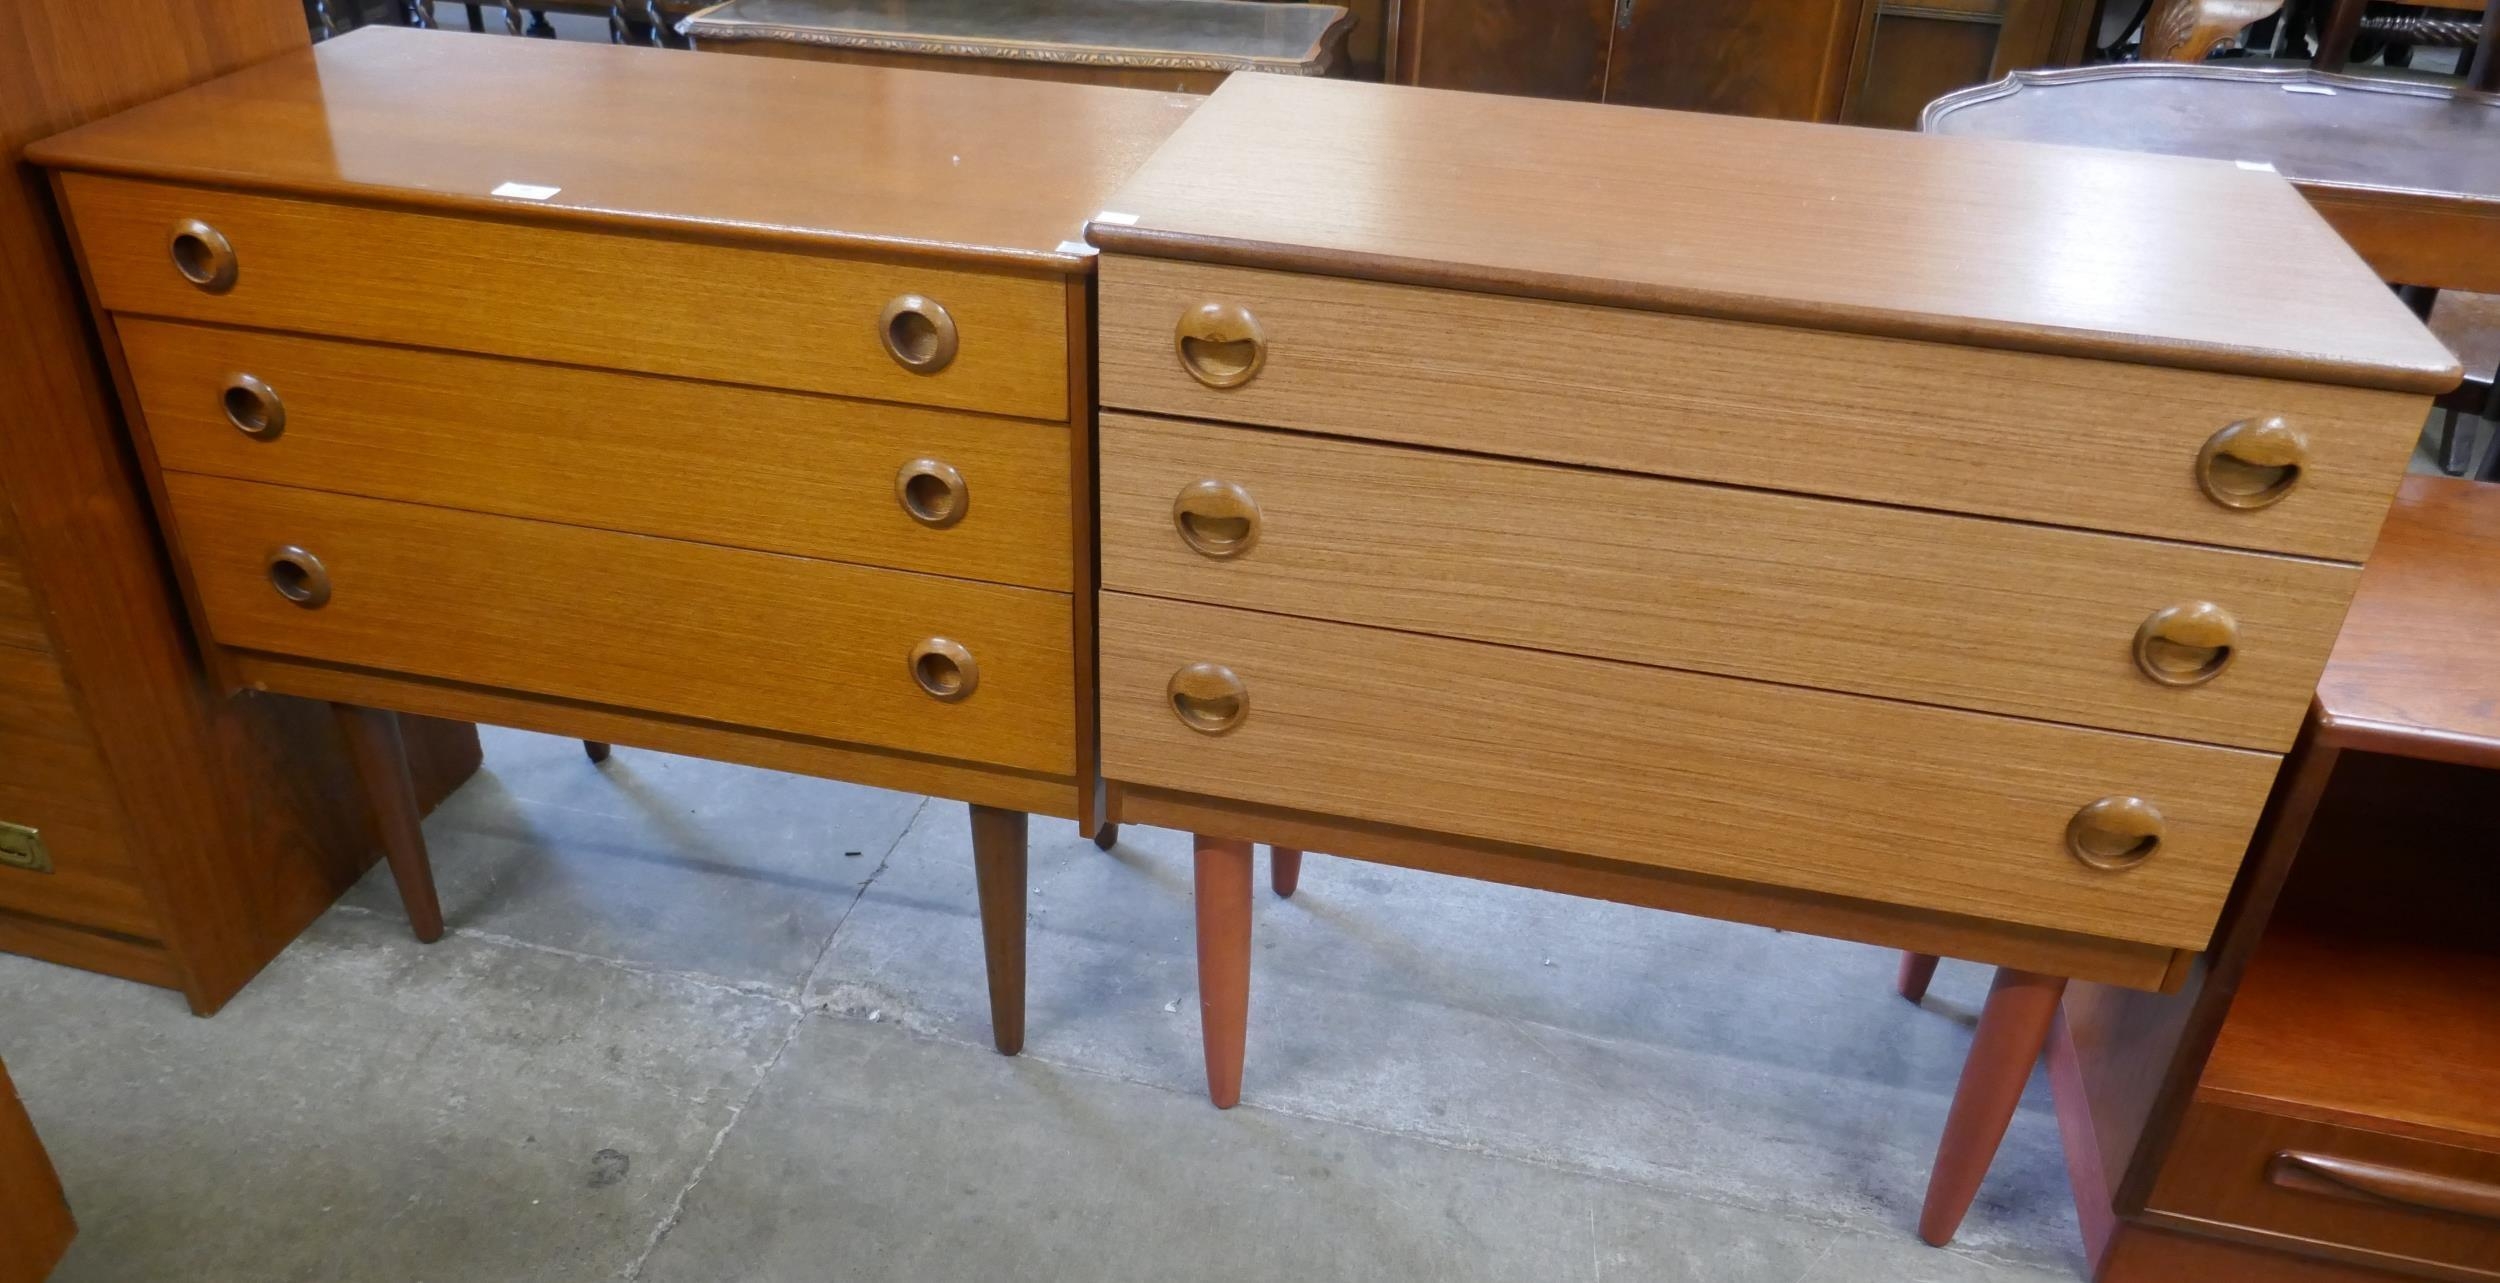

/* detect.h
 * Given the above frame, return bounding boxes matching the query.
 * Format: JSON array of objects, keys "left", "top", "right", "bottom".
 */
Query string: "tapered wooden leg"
[
  {"left": 1092, "top": 822, "right": 1119, "bottom": 851},
  {"left": 1270, "top": 846, "right": 1302, "bottom": 898},
  {"left": 1897, "top": 951, "right": 1941, "bottom": 1004},
  {"left": 1920, "top": 967, "right": 2068, "bottom": 1246},
  {"left": 968, "top": 804, "right": 1027, "bottom": 1057},
  {"left": 583, "top": 740, "right": 611, "bottom": 763},
  {"left": 333, "top": 704, "right": 444, "bottom": 943},
  {"left": 1195, "top": 833, "right": 1254, "bottom": 1109}
]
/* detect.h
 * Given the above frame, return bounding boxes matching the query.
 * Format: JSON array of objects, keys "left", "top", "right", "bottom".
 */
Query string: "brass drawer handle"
[
  {"left": 1174, "top": 301, "right": 1265, "bottom": 389},
  {"left": 265, "top": 545, "right": 331, "bottom": 608},
  {"left": 909, "top": 637, "right": 979, "bottom": 701},
  {"left": 2197, "top": 416, "right": 2308, "bottom": 510},
  {"left": 2134, "top": 601, "right": 2238, "bottom": 687},
  {"left": 1169, "top": 661, "right": 1247, "bottom": 734},
  {"left": 1172, "top": 479, "right": 1261, "bottom": 558},
  {"left": 896, "top": 458, "right": 968, "bottom": 529},
  {"left": 222, "top": 373, "right": 286, "bottom": 440},
  {"left": 2066, "top": 795, "right": 2163, "bottom": 870},
  {"left": 169, "top": 218, "right": 238, "bottom": 294},
  {"left": 880, "top": 294, "right": 959, "bottom": 374},
  {"left": 2270, "top": 1151, "right": 2500, "bottom": 1223}
]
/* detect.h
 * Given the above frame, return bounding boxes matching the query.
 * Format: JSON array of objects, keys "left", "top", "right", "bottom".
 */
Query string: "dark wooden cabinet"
[{"left": 1389, "top": 0, "right": 2100, "bottom": 125}]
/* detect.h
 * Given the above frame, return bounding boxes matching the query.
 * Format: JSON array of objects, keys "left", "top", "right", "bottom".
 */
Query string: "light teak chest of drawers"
[
  {"left": 1084, "top": 73, "right": 2458, "bottom": 1244},
  {"left": 31, "top": 28, "right": 1194, "bottom": 1052}
]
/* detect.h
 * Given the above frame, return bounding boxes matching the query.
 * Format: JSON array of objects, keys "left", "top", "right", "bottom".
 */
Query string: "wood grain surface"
[
  {"left": 0, "top": 1056, "right": 73, "bottom": 1283},
  {"left": 28, "top": 26, "right": 1198, "bottom": 271},
  {"left": 0, "top": 647, "right": 154, "bottom": 940},
  {"left": 1098, "top": 257, "right": 2427, "bottom": 561},
  {"left": 64, "top": 174, "right": 1072, "bottom": 420},
  {"left": 122, "top": 319, "right": 1074, "bottom": 590},
  {"left": 1099, "top": 593, "right": 2278, "bottom": 948},
  {"left": 2315, "top": 474, "right": 2500, "bottom": 768},
  {"left": 1099, "top": 413, "right": 2355, "bottom": 750},
  {"left": 1087, "top": 74, "right": 2456, "bottom": 392},
  {"left": 165, "top": 474, "right": 1075, "bottom": 775}
]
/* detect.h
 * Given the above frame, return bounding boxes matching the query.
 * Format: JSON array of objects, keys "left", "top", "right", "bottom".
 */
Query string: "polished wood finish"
[
  {"left": 1193, "top": 832, "right": 1253, "bottom": 1109},
  {"left": 122, "top": 320, "right": 1075, "bottom": 591},
  {"left": 1922, "top": 968, "right": 2069, "bottom": 1244},
  {"left": 1090, "top": 74, "right": 2455, "bottom": 393},
  {"left": 1103, "top": 593, "right": 2274, "bottom": 949},
  {"left": 1607, "top": 0, "right": 1858, "bottom": 119},
  {"left": 0, "top": 0, "right": 483, "bottom": 1011},
  {"left": 0, "top": 1057, "right": 73, "bottom": 1283},
  {"left": 1100, "top": 412, "right": 2357, "bottom": 747},
  {"left": 1098, "top": 258, "right": 2427, "bottom": 561},
  {"left": 1389, "top": 0, "right": 1613, "bottom": 101},
  {"left": 968, "top": 804, "right": 1027, "bottom": 1056},
  {"left": 2140, "top": 0, "right": 2289, "bottom": 59},
  {"left": 332, "top": 704, "right": 443, "bottom": 944},
  {"left": 2314, "top": 476, "right": 2500, "bottom": 768},
  {"left": 1899, "top": 951, "right": 1941, "bottom": 1003}
]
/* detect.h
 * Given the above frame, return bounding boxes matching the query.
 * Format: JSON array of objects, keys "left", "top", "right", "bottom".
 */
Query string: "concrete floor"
[{"left": 0, "top": 727, "right": 2089, "bottom": 1281}]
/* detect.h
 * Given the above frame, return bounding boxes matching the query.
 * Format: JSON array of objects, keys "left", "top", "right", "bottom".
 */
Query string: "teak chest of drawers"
[
  {"left": 30, "top": 28, "right": 1194, "bottom": 1050},
  {"left": 1084, "top": 72, "right": 2457, "bottom": 1244}
]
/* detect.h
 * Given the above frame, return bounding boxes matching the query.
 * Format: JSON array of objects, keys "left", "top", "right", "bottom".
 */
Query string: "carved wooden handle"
[
  {"left": 2197, "top": 417, "right": 2309, "bottom": 510},
  {"left": 2066, "top": 796, "right": 2163, "bottom": 870},
  {"left": 2270, "top": 1152, "right": 2500, "bottom": 1223},
  {"left": 1168, "top": 661, "right": 1248, "bottom": 734},
  {"left": 2134, "top": 601, "right": 2238, "bottom": 686},
  {"left": 265, "top": 545, "right": 331, "bottom": 609},
  {"left": 169, "top": 217, "right": 238, "bottom": 293},
  {"left": 880, "top": 294, "right": 959, "bottom": 374},
  {"left": 1171, "top": 479, "right": 1262, "bottom": 558},
  {"left": 896, "top": 458, "right": 968, "bottom": 529},
  {"left": 909, "top": 637, "right": 979, "bottom": 702},
  {"left": 222, "top": 373, "right": 286, "bottom": 441},
  {"left": 1173, "top": 301, "right": 1266, "bottom": 389}
]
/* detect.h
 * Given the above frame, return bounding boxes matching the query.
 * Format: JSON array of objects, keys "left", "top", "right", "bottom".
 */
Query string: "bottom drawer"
[
  {"left": 2153, "top": 1102, "right": 2500, "bottom": 1277},
  {"left": 166, "top": 473, "right": 1075, "bottom": 775},
  {"left": 1099, "top": 593, "right": 2275, "bottom": 948}
]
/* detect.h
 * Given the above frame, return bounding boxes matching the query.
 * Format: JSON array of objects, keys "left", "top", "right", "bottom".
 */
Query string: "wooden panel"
[
  {"left": 1842, "top": 9, "right": 2000, "bottom": 130},
  {"left": 1087, "top": 73, "right": 2458, "bottom": 393},
  {"left": 2315, "top": 476, "right": 2500, "bottom": 768},
  {"left": 1100, "top": 593, "right": 2278, "bottom": 948},
  {"left": 1101, "top": 413, "right": 2354, "bottom": 750},
  {"left": 61, "top": 175, "right": 1070, "bottom": 420},
  {"left": 0, "top": 1056, "right": 74, "bottom": 1283},
  {"left": 0, "top": 907, "right": 180, "bottom": 994},
  {"left": 0, "top": 647, "right": 158, "bottom": 941},
  {"left": 1607, "top": 0, "right": 1858, "bottom": 120},
  {"left": 2151, "top": 1102, "right": 2500, "bottom": 1278},
  {"left": 0, "top": 509, "right": 48, "bottom": 653},
  {"left": 120, "top": 319, "right": 1074, "bottom": 591},
  {"left": 1099, "top": 257, "right": 2426, "bottom": 561},
  {"left": 1391, "top": 0, "right": 1615, "bottom": 100},
  {"left": 165, "top": 473, "right": 1075, "bottom": 775}
]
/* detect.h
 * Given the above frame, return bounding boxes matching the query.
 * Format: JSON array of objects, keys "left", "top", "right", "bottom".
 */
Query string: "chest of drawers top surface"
[
  {"left": 29, "top": 26, "right": 1197, "bottom": 270},
  {"left": 1087, "top": 74, "right": 2455, "bottom": 392}
]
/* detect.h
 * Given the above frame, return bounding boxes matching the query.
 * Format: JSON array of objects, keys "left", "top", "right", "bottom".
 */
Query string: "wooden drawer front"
[
  {"left": 1099, "top": 256, "right": 2423, "bottom": 562},
  {"left": 1102, "top": 414, "right": 2354, "bottom": 752},
  {"left": 0, "top": 648, "right": 157, "bottom": 941},
  {"left": 0, "top": 515, "right": 46, "bottom": 653},
  {"left": 63, "top": 174, "right": 1069, "bottom": 420},
  {"left": 164, "top": 473, "right": 1075, "bottom": 775},
  {"left": 2154, "top": 1102, "right": 2500, "bottom": 1276},
  {"left": 122, "top": 319, "right": 1074, "bottom": 591},
  {"left": 1101, "top": 593, "right": 2276, "bottom": 948}
]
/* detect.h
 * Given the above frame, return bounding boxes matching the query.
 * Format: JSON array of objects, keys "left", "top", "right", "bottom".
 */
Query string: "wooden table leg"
[
  {"left": 968, "top": 804, "right": 1027, "bottom": 1057},
  {"left": 1898, "top": 951, "right": 1941, "bottom": 1003},
  {"left": 1270, "top": 846, "right": 1303, "bottom": 899},
  {"left": 333, "top": 703, "right": 445, "bottom": 943},
  {"left": 1195, "top": 833, "right": 1254, "bottom": 1109},
  {"left": 1920, "top": 966, "right": 2068, "bottom": 1245}
]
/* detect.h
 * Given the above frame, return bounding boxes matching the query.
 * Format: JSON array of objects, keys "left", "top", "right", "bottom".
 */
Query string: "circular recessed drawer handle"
[
  {"left": 1172, "top": 479, "right": 1261, "bottom": 558},
  {"left": 222, "top": 373, "right": 286, "bottom": 440},
  {"left": 2134, "top": 601, "right": 2238, "bottom": 687},
  {"left": 169, "top": 218, "right": 238, "bottom": 294},
  {"left": 2197, "top": 416, "right": 2308, "bottom": 510},
  {"left": 880, "top": 294, "right": 959, "bottom": 374},
  {"left": 896, "top": 458, "right": 968, "bottom": 529},
  {"left": 1173, "top": 301, "right": 1265, "bottom": 389},
  {"left": 1168, "top": 661, "right": 1248, "bottom": 734},
  {"left": 2067, "top": 795, "right": 2164, "bottom": 870},
  {"left": 265, "top": 544, "right": 331, "bottom": 608},
  {"left": 909, "top": 637, "right": 979, "bottom": 702}
]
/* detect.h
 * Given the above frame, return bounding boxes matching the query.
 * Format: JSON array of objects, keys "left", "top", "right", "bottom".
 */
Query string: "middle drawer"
[
  {"left": 163, "top": 472, "right": 1075, "bottom": 775},
  {"left": 1102, "top": 414, "right": 2352, "bottom": 752},
  {"left": 123, "top": 320, "right": 1073, "bottom": 591}
]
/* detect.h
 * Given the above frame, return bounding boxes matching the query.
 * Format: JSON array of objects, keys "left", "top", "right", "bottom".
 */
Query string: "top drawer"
[
  {"left": 58, "top": 174, "right": 1070, "bottom": 421},
  {"left": 1099, "top": 256, "right": 2425, "bottom": 562}
]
